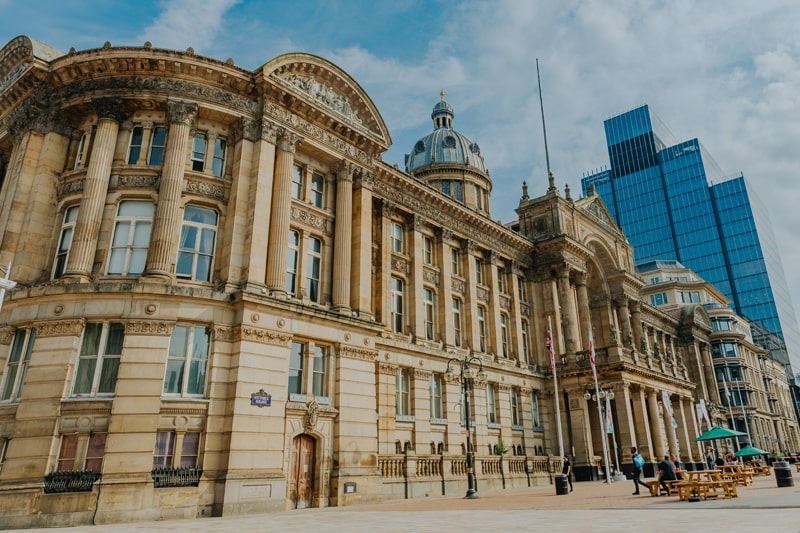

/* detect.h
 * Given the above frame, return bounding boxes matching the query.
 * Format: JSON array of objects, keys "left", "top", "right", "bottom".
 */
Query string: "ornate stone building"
[{"left": 0, "top": 36, "right": 762, "bottom": 528}]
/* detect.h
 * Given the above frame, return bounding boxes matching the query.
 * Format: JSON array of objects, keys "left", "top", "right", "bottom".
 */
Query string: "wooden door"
[{"left": 289, "top": 434, "right": 316, "bottom": 509}]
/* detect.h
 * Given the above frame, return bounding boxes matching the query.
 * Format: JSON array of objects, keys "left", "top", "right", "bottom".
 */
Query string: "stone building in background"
[{"left": 0, "top": 36, "right": 788, "bottom": 528}]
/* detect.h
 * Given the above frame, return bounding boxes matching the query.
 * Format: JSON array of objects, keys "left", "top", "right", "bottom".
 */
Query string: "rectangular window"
[
  {"left": 429, "top": 373, "right": 443, "bottom": 420},
  {"left": 53, "top": 205, "right": 79, "bottom": 279},
  {"left": 163, "top": 324, "right": 210, "bottom": 396},
  {"left": 288, "top": 341, "right": 305, "bottom": 395},
  {"left": 74, "top": 132, "right": 88, "bottom": 170},
  {"left": 451, "top": 248, "right": 460, "bottom": 276},
  {"left": 423, "top": 236, "right": 433, "bottom": 265},
  {"left": 497, "top": 267, "right": 505, "bottom": 293},
  {"left": 311, "top": 345, "right": 327, "bottom": 397},
  {"left": 1, "top": 328, "right": 36, "bottom": 402},
  {"left": 531, "top": 391, "right": 541, "bottom": 428},
  {"left": 517, "top": 276, "right": 528, "bottom": 302},
  {"left": 57, "top": 433, "right": 107, "bottom": 472},
  {"left": 452, "top": 298, "right": 462, "bottom": 347},
  {"left": 477, "top": 306, "right": 486, "bottom": 353},
  {"left": 500, "top": 314, "right": 509, "bottom": 357},
  {"left": 423, "top": 288, "right": 435, "bottom": 341},
  {"left": 521, "top": 320, "right": 531, "bottom": 363},
  {"left": 148, "top": 127, "right": 167, "bottom": 165},
  {"left": 177, "top": 205, "right": 218, "bottom": 282},
  {"left": 510, "top": 387, "right": 520, "bottom": 426},
  {"left": 486, "top": 383, "right": 498, "bottom": 424},
  {"left": 306, "top": 236, "right": 322, "bottom": 303},
  {"left": 475, "top": 258, "right": 483, "bottom": 284},
  {"left": 310, "top": 172, "right": 324, "bottom": 208},
  {"left": 127, "top": 126, "right": 143, "bottom": 164},
  {"left": 191, "top": 133, "right": 207, "bottom": 172},
  {"left": 107, "top": 200, "right": 153, "bottom": 276},
  {"left": 211, "top": 137, "right": 226, "bottom": 177},
  {"left": 153, "top": 431, "right": 175, "bottom": 468},
  {"left": 286, "top": 230, "right": 300, "bottom": 295},
  {"left": 292, "top": 163, "right": 304, "bottom": 200},
  {"left": 391, "top": 222, "right": 403, "bottom": 253},
  {"left": 649, "top": 293, "right": 668, "bottom": 306},
  {"left": 73, "top": 322, "right": 124, "bottom": 397},
  {"left": 395, "top": 368, "right": 411, "bottom": 416},
  {"left": 391, "top": 277, "right": 404, "bottom": 333}
]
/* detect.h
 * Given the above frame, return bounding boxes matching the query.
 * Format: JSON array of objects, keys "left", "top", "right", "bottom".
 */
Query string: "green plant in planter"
[{"left": 494, "top": 437, "right": 510, "bottom": 455}]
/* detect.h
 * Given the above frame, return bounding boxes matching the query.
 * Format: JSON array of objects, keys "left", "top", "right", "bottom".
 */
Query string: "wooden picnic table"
[{"left": 717, "top": 464, "right": 753, "bottom": 486}]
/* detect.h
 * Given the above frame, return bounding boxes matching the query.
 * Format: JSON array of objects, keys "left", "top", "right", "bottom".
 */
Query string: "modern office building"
[{"left": 581, "top": 105, "right": 800, "bottom": 381}]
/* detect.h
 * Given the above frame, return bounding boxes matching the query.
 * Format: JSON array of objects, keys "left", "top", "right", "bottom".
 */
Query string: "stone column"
[
  {"left": 508, "top": 263, "right": 525, "bottom": 366},
  {"left": 616, "top": 295, "right": 633, "bottom": 349},
  {"left": 141, "top": 101, "right": 197, "bottom": 280},
  {"left": 575, "top": 271, "right": 592, "bottom": 349},
  {"left": 557, "top": 267, "right": 579, "bottom": 353},
  {"left": 700, "top": 343, "right": 721, "bottom": 404},
  {"left": 331, "top": 161, "right": 353, "bottom": 312},
  {"left": 350, "top": 171, "right": 374, "bottom": 319},
  {"left": 629, "top": 300, "right": 644, "bottom": 353},
  {"left": 632, "top": 387, "right": 655, "bottom": 461},
  {"left": 647, "top": 390, "right": 667, "bottom": 459},
  {"left": 487, "top": 251, "right": 503, "bottom": 358},
  {"left": 64, "top": 98, "right": 126, "bottom": 280},
  {"left": 461, "top": 240, "right": 480, "bottom": 352},
  {"left": 676, "top": 397, "right": 695, "bottom": 464},
  {"left": 265, "top": 129, "right": 303, "bottom": 295},
  {"left": 436, "top": 229, "right": 455, "bottom": 346},
  {"left": 406, "top": 213, "right": 424, "bottom": 337},
  {"left": 614, "top": 383, "right": 637, "bottom": 462}
]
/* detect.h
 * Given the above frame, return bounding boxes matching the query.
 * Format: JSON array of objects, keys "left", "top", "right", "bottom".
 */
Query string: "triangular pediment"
[{"left": 581, "top": 195, "right": 620, "bottom": 232}]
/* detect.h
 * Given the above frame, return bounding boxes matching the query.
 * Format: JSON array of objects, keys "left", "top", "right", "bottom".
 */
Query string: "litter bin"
[
  {"left": 555, "top": 474, "right": 570, "bottom": 495},
  {"left": 774, "top": 461, "right": 794, "bottom": 487}
]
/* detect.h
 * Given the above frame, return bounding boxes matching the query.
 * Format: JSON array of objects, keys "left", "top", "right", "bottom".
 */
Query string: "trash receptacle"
[
  {"left": 774, "top": 461, "right": 794, "bottom": 487},
  {"left": 555, "top": 474, "right": 570, "bottom": 495}
]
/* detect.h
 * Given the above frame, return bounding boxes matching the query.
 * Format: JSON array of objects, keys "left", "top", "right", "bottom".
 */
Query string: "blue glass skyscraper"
[{"left": 582, "top": 105, "right": 800, "bottom": 378}]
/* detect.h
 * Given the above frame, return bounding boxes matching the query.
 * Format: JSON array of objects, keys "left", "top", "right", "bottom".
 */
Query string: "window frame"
[
  {"left": 53, "top": 205, "right": 79, "bottom": 279},
  {"left": 291, "top": 163, "right": 304, "bottom": 200},
  {"left": 310, "top": 172, "right": 324, "bottom": 208},
  {"left": 531, "top": 391, "right": 542, "bottom": 429},
  {"left": 211, "top": 137, "right": 227, "bottom": 177},
  {"left": 72, "top": 322, "right": 125, "bottom": 397},
  {"left": 162, "top": 324, "right": 210, "bottom": 397},
  {"left": 500, "top": 314, "right": 509, "bottom": 357},
  {"left": 288, "top": 341, "right": 305, "bottom": 395},
  {"left": 190, "top": 133, "right": 207, "bottom": 172},
  {"left": 147, "top": 126, "right": 167, "bottom": 166},
  {"left": 452, "top": 298, "right": 462, "bottom": 347},
  {"left": 286, "top": 230, "right": 300, "bottom": 296},
  {"left": 391, "top": 277, "right": 404, "bottom": 333},
  {"left": 390, "top": 222, "right": 404, "bottom": 254},
  {"left": 422, "top": 236, "right": 433, "bottom": 265},
  {"left": 486, "top": 383, "right": 498, "bottom": 424},
  {"left": 477, "top": 306, "right": 487, "bottom": 353},
  {"left": 127, "top": 126, "right": 144, "bottom": 164},
  {"left": 305, "top": 235, "right": 322, "bottom": 303},
  {"left": 395, "top": 367, "right": 412, "bottom": 417},
  {"left": 107, "top": 200, "right": 153, "bottom": 276},
  {"left": 423, "top": 288, "right": 435, "bottom": 341},
  {"left": 451, "top": 248, "right": 460, "bottom": 276},
  {"left": 0, "top": 328, "right": 36, "bottom": 402},
  {"left": 475, "top": 258, "right": 483, "bottom": 284},
  {"left": 176, "top": 205, "right": 218, "bottom": 282},
  {"left": 510, "top": 387, "right": 521, "bottom": 426},
  {"left": 429, "top": 373, "right": 444, "bottom": 420}
]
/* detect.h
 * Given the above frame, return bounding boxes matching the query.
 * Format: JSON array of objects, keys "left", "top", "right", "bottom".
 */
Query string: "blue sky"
[{"left": 2, "top": 0, "right": 800, "bottom": 313}]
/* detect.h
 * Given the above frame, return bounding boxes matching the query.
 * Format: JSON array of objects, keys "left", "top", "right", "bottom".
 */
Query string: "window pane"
[
  {"left": 148, "top": 127, "right": 167, "bottom": 165},
  {"left": 73, "top": 357, "right": 96, "bottom": 395},
  {"left": 112, "top": 222, "right": 131, "bottom": 246},
  {"left": 84, "top": 433, "right": 107, "bottom": 471},
  {"left": 180, "top": 432, "right": 200, "bottom": 467},
  {"left": 153, "top": 431, "right": 174, "bottom": 468},
  {"left": 57, "top": 434, "right": 78, "bottom": 472},
  {"left": 127, "top": 127, "right": 143, "bottom": 164}
]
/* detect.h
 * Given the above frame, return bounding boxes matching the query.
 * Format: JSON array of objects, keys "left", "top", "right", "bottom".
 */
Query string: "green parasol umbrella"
[
  {"left": 693, "top": 426, "right": 748, "bottom": 441},
  {"left": 734, "top": 445, "right": 769, "bottom": 457}
]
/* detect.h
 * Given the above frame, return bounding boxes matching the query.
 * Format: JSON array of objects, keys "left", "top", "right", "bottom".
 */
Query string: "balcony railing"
[
  {"left": 151, "top": 466, "right": 203, "bottom": 488},
  {"left": 43, "top": 470, "right": 101, "bottom": 494}
]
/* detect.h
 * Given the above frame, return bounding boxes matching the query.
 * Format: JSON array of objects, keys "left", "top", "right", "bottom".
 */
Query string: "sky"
[{"left": 2, "top": 0, "right": 800, "bottom": 317}]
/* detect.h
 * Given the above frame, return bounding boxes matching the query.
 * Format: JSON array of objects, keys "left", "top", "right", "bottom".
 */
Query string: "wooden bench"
[
  {"left": 646, "top": 480, "right": 660, "bottom": 496},
  {"left": 646, "top": 478, "right": 681, "bottom": 496},
  {"left": 678, "top": 479, "right": 737, "bottom": 501}
]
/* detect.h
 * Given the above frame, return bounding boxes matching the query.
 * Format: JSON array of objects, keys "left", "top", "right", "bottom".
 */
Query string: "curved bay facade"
[{"left": 0, "top": 36, "right": 797, "bottom": 528}]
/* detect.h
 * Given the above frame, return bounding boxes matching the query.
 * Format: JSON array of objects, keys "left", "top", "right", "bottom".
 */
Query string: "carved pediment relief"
[
  {"left": 583, "top": 197, "right": 619, "bottom": 231},
  {"left": 279, "top": 73, "right": 362, "bottom": 126}
]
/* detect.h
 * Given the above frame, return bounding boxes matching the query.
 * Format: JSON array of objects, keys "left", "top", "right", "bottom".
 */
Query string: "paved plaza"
[{"left": 9, "top": 472, "right": 800, "bottom": 533}]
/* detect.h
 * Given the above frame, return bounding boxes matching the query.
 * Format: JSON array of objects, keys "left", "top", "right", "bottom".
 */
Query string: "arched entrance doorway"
[{"left": 289, "top": 434, "right": 316, "bottom": 509}]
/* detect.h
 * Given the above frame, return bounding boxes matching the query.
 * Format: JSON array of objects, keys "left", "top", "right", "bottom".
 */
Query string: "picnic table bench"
[{"left": 676, "top": 479, "right": 738, "bottom": 501}]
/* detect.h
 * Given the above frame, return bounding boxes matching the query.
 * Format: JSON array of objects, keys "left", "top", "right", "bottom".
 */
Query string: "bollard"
[
  {"left": 773, "top": 461, "right": 794, "bottom": 487},
  {"left": 555, "top": 474, "right": 570, "bottom": 495}
]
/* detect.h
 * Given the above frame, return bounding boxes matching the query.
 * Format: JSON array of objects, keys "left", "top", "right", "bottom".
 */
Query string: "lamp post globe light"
[
  {"left": 584, "top": 385, "right": 623, "bottom": 482},
  {"left": 445, "top": 354, "right": 487, "bottom": 499}
]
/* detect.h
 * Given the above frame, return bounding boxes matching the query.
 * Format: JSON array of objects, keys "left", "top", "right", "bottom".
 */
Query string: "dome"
[{"left": 405, "top": 93, "right": 487, "bottom": 174}]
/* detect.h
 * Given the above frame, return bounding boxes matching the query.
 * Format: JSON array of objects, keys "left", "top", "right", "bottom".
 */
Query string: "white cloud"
[{"left": 138, "top": 0, "right": 241, "bottom": 51}]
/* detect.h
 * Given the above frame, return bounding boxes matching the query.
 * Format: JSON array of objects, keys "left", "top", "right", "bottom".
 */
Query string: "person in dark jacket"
[
  {"left": 658, "top": 455, "right": 677, "bottom": 495},
  {"left": 562, "top": 455, "right": 573, "bottom": 492},
  {"left": 631, "top": 446, "right": 649, "bottom": 495}
]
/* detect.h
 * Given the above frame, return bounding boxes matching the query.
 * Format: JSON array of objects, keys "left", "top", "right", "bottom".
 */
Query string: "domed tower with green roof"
[{"left": 405, "top": 92, "right": 492, "bottom": 216}]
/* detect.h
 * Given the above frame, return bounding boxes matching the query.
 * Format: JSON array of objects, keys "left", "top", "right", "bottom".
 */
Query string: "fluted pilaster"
[{"left": 331, "top": 161, "right": 353, "bottom": 311}]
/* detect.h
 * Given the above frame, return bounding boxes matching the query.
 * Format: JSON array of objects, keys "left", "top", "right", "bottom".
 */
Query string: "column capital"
[
  {"left": 335, "top": 159, "right": 354, "bottom": 181},
  {"left": 276, "top": 129, "right": 303, "bottom": 152},
  {"left": 435, "top": 227, "right": 453, "bottom": 243},
  {"left": 573, "top": 270, "right": 588, "bottom": 286},
  {"left": 404, "top": 213, "right": 425, "bottom": 231},
  {"left": 166, "top": 100, "right": 198, "bottom": 126},
  {"left": 354, "top": 168, "right": 376, "bottom": 190},
  {"left": 92, "top": 97, "right": 128, "bottom": 122},
  {"left": 378, "top": 200, "right": 396, "bottom": 219},
  {"left": 460, "top": 239, "right": 478, "bottom": 255}
]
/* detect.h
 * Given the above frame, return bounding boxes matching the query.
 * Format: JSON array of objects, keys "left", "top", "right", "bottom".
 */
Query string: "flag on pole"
[
  {"left": 589, "top": 335, "right": 597, "bottom": 380},
  {"left": 722, "top": 380, "right": 732, "bottom": 404},
  {"left": 605, "top": 393, "right": 614, "bottom": 434},
  {"left": 662, "top": 390, "right": 677, "bottom": 429},
  {"left": 546, "top": 321, "right": 556, "bottom": 374},
  {"left": 699, "top": 399, "right": 711, "bottom": 428}
]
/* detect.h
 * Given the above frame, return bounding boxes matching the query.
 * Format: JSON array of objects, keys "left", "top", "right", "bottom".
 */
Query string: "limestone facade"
[{"left": 0, "top": 36, "right": 786, "bottom": 528}]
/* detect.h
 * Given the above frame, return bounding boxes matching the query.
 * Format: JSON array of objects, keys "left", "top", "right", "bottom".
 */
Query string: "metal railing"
[
  {"left": 43, "top": 470, "right": 101, "bottom": 494},
  {"left": 151, "top": 466, "right": 203, "bottom": 488}
]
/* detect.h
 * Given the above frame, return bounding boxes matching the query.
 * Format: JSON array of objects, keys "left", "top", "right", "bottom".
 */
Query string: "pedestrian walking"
[{"left": 631, "top": 446, "right": 649, "bottom": 495}]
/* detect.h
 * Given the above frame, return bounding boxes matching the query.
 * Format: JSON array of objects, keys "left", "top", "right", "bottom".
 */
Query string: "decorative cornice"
[
  {"left": 265, "top": 101, "right": 373, "bottom": 166},
  {"left": 126, "top": 320, "right": 173, "bottom": 336},
  {"left": 185, "top": 178, "right": 226, "bottom": 200},
  {"left": 238, "top": 325, "right": 292, "bottom": 347},
  {"left": 337, "top": 344, "right": 378, "bottom": 362},
  {"left": 34, "top": 319, "right": 85, "bottom": 338},
  {"left": 213, "top": 325, "right": 235, "bottom": 342},
  {"left": 92, "top": 97, "right": 127, "bottom": 122},
  {"left": 378, "top": 362, "right": 398, "bottom": 376}
]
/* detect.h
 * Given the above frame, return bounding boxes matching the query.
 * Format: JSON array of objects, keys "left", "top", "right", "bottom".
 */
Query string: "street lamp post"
[
  {"left": 584, "top": 384, "right": 621, "bottom": 482},
  {"left": 446, "top": 354, "right": 487, "bottom": 499}
]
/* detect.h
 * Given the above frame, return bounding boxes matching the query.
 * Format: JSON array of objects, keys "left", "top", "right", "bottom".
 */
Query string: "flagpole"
[
  {"left": 548, "top": 317, "right": 564, "bottom": 467},
  {"left": 0, "top": 262, "right": 16, "bottom": 315},
  {"left": 721, "top": 377, "right": 741, "bottom": 453},
  {"left": 589, "top": 333, "right": 611, "bottom": 483}
]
